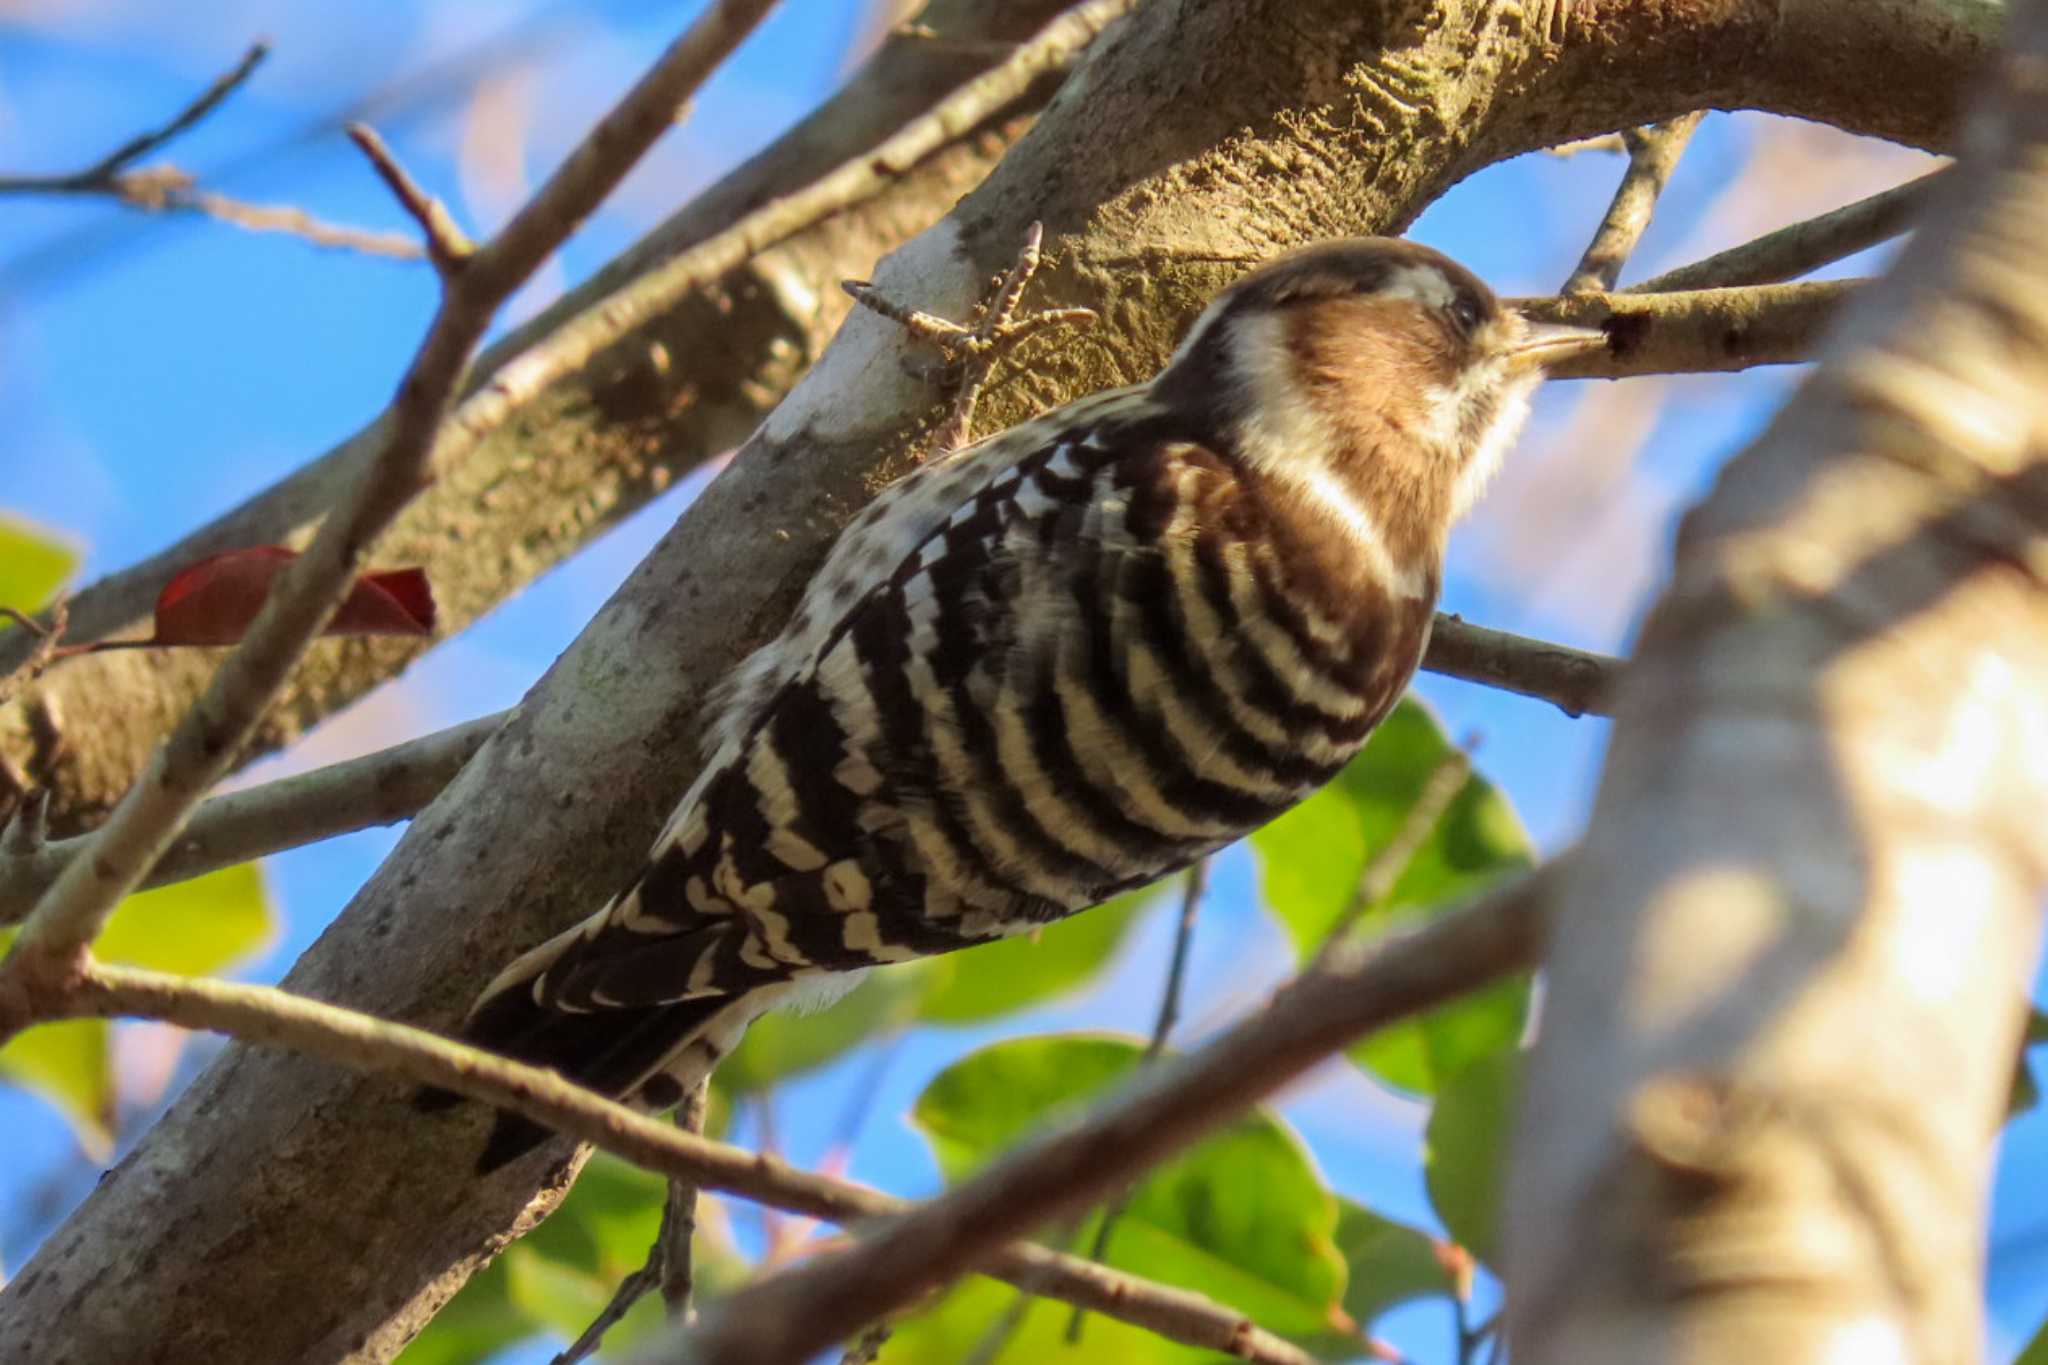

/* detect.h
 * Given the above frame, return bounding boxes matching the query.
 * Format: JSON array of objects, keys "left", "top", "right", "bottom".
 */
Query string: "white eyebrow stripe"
[{"left": 1382, "top": 263, "right": 1455, "bottom": 310}]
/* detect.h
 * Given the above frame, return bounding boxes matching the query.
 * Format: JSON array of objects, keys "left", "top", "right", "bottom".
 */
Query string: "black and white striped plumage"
[{"left": 445, "top": 238, "right": 1602, "bottom": 1169}]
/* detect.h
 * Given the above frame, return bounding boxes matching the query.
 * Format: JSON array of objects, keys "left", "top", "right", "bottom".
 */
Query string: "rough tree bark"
[
  {"left": 0, "top": 0, "right": 2004, "bottom": 1362},
  {"left": 0, "top": 0, "right": 1076, "bottom": 836},
  {"left": 1508, "top": 2, "right": 2048, "bottom": 1360}
]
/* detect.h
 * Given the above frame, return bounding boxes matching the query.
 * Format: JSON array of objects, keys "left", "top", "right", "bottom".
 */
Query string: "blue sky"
[{"left": 3, "top": 3, "right": 2040, "bottom": 1361}]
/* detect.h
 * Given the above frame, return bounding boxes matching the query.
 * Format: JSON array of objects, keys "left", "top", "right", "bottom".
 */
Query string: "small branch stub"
[{"left": 347, "top": 124, "right": 475, "bottom": 275}]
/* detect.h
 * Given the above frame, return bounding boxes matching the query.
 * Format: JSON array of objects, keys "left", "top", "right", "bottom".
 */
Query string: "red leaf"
[{"left": 149, "top": 547, "right": 435, "bottom": 646}]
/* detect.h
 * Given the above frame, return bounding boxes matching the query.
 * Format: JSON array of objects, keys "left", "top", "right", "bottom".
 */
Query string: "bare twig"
[
  {"left": 1312, "top": 744, "right": 1475, "bottom": 968},
  {"left": 0, "top": 602, "right": 68, "bottom": 709},
  {"left": 660, "top": 869, "right": 1550, "bottom": 1364},
  {"left": 1562, "top": 113, "right": 1705, "bottom": 295},
  {"left": 661, "top": 1085, "right": 710, "bottom": 1317},
  {"left": 552, "top": 1084, "right": 706, "bottom": 1365},
  {"left": 344, "top": 125, "right": 475, "bottom": 274},
  {"left": 1066, "top": 859, "right": 1208, "bottom": 1342},
  {"left": 844, "top": 220, "right": 1097, "bottom": 450},
  {"left": 54, "top": 961, "right": 1312, "bottom": 1365},
  {"left": 1423, "top": 615, "right": 1621, "bottom": 717},
  {"left": 0, "top": 42, "right": 423, "bottom": 261},
  {"left": 1633, "top": 165, "right": 1948, "bottom": 294},
  {"left": 0, "top": 710, "right": 505, "bottom": 922},
  {"left": 0, "top": 0, "right": 787, "bottom": 1040},
  {"left": 0, "top": 43, "right": 268, "bottom": 190}
]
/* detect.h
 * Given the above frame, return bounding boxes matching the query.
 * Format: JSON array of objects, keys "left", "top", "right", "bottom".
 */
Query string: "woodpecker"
[{"left": 436, "top": 237, "right": 1604, "bottom": 1170}]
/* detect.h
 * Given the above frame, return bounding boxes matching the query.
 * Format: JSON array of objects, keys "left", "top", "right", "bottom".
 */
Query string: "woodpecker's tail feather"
[{"left": 417, "top": 978, "right": 737, "bottom": 1174}]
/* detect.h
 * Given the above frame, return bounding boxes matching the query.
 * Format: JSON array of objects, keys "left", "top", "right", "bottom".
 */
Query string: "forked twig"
[{"left": 844, "top": 221, "right": 1097, "bottom": 451}]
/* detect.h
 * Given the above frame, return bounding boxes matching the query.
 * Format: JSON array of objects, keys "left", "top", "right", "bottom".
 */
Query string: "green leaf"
[
  {"left": 0, "top": 865, "right": 273, "bottom": 1156},
  {"left": 1251, "top": 697, "right": 1532, "bottom": 1094},
  {"left": 1294, "top": 1199, "right": 1455, "bottom": 1358},
  {"left": 915, "top": 886, "right": 1161, "bottom": 1025},
  {"left": 94, "top": 863, "right": 275, "bottom": 977},
  {"left": 0, "top": 1019, "right": 114, "bottom": 1160},
  {"left": 719, "top": 961, "right": 934, "bottom": 1095},
  {"left": 1424, "top": 1050, "right": 1521, "bottom": 1269},
  {"left": 913, "top": 1034, "right": 1344, "bottom": 1337},
  {"left": 1332, "top": 1199, "right": 1455, "bottom": 1331},
  {"left": 887, "top": 1273, "right": 1205, "bottom": 1364},
  {"left": 2019, "top": 1307, "right": 2048, "bottom": 1365},
  {"left": 0, "top": 512, "right": 80, "bottom": 611}
]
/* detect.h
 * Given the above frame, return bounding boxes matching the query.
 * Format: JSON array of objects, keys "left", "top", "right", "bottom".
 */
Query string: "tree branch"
[
  {"left": 0, "top": 711, "right": 505, "bottom": 922},
  {"left": 1562, "top": 113, "right": 1704, "bottom": 295},
  {"left": 1506, "top": 5, "right": 2048, "bottom": 1357},
  {"left": 1633, "top": 165, "right": 1948, "bottom": 294},
  {"left": 52, "top": 961, "right": 1311, "bottom": 1365},
  {"left": 1524, "top": 279, "right": 1859, "bottom": 381},
  {"left": 0, "top": 41, "right": 423, "bottom": 261},
  {"left": 0, "top": 0, "right": 788, "bottom": 1037},
  {"left": 653, "top": 871, "right": 1549, "bottom": 1365},
  {"left": 1424, "top": 616, "right": 1621, "bottom": 717}
]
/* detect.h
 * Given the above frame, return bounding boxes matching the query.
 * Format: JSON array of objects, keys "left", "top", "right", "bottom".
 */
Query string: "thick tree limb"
[
  {"left": 651, "top": 871, "right": 1548, "bottom": 1365},
  {"left": 0, "top": 0, "right": 1089, "bottom": 837},
  {"left": 0, "top": 0, "right": 2004, "bottom": 1360},
  {"left": 1506, "top": 5, "right": 2048, "bottom": 1359}
]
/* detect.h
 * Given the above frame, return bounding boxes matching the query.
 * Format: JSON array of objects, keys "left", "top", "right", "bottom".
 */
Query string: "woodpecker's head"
[{"left": 1152, "top": 238, "right": 1605, "bottom": 532}]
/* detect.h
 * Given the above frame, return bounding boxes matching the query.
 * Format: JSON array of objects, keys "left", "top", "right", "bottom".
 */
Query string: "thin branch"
[
  {"left": 0, "top": 43, "right": 268, "bottom": 190},
  {"left": 1066, "top": 859, "right": 1207, "bottom": 1342},
  {"left": 1520, "top": 278, "right": 1860, "bottom": 382},
  {"left": 1312, "top": 744, "right": 1475, "bottom": 968},
  {"left": 0, "top": 42, "right": 423, "bottom": 261},
  {"left": 1423, "top": 615, "right": 1621, "bottom": 717},
  {"left": 1562, "top": 113, "right": 1704, "bottom": 295},
  {"left": 658, "top": 869, "right": 1551, "bottom": 1365},
  {"left": 1633, "top": 165, "right": 1948, "bottom": 294},
  {"left": 0, "top": 601, "right": 68, "bottom": 709},
  {"left": 0, "top": 0, "right": 787, "bottom": 1036},
  {"left": 55, "top": 961, "right": 1313, "bottom": 1365},
  {"left": 344, "top": 124, "right": 474, "bottom": 274},
  {"left": 456, "top": 0, "right": 1134, "bottom": 458},
  {"left": 552, "top": 1084, "right": 705, "bottom": 1365},
  {"left": 0, "top": 710, "right": 506, "bottom": 923},
  {"left": 661, "top": 1085, "right": 710, "bottom": 1318}
]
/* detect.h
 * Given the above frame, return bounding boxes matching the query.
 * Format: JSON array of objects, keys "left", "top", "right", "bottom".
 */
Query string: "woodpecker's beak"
[{"left": 1505, "top": 320, "right": 1608, "bottom": 373}]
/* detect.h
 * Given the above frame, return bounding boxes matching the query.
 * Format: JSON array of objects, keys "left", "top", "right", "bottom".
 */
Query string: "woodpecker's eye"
[{"left": 1448, "top": 292, "right": 1483, "bottom": 335}]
